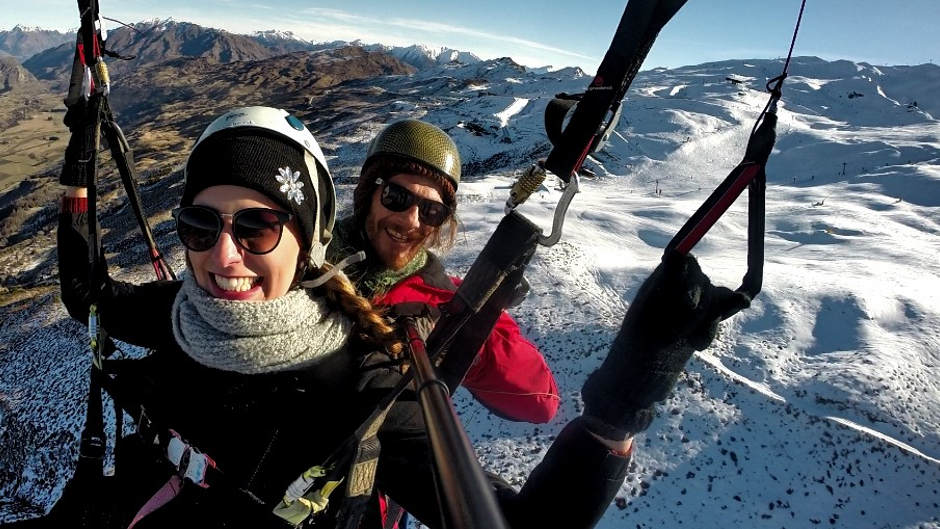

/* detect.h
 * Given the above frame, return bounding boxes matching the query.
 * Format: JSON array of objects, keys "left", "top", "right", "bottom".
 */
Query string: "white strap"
[{"left": 301, "top": 251, "right": 367, "bottom": 289}]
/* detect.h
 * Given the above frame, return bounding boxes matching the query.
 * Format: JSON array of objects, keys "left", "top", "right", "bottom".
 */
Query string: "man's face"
[{"left": 364, "top": 173, "right": 445, "bottom": 270}]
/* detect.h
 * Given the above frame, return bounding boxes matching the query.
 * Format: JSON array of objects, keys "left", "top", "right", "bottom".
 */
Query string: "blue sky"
[{"left": 4, "top": 0, "right": 939, "bottom": 72}]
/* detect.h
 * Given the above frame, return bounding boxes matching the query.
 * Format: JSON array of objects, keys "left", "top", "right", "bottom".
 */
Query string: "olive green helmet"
[{"left": 365, "top": 119, "right": 461, "bottom": 188}]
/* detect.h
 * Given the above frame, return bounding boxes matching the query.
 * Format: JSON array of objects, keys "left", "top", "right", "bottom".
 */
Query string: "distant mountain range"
[
  {"left": 5, "top": 20, "right": 483, "bottom": 92},
  {"left": 21, "top": 20, "right": 276, "bottom": 90},
  {"left": 252, "top": 29, "right": 318, "bottom": 55},
  {"left": 362, "top": 43, "right": 481, "bottom": 70},
  {"left": 0, "top": 25, "right": 71, "bottom": 62}
]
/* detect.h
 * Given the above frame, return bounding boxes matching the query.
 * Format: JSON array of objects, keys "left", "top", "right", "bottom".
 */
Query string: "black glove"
[
  {"left": 581, "top": 251, "right": 751, "bottom": 439},
  {"left": 60, "top": 99, "right": 99, "bottom": 188}
]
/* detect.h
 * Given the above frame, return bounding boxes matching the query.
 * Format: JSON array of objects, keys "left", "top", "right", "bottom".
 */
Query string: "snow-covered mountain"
[
  {"left": 15, "top": 18, "right": 484, "bottom": 92},
  {"left": 362, "top": 43, "right": 481, "bottom": 69},
  {"left": 246, "top": 30, "right": 483, "bottom": 70},
  {"left": 0, "top": 25, "right": 71, "bottom": 62},
  {"left": 0, "top": 55, "right": 938, "bottom": 529},
  {"left": 22, "top": 19, "right": 275, "bottom": 90},
  {"left": 251, "top": 29, "right": 317, "bottom": 54}
]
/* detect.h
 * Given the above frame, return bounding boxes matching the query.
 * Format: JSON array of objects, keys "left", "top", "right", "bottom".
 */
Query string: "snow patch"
[
  {"left": 668, "top": 84, "right": 687, "bottom": 97},
  {"left": 494, "top": 97, "right": 528, "bottom": 128}
]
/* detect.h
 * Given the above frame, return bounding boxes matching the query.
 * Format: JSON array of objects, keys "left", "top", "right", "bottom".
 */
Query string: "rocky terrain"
[{"left": 0, "top": 56, "right": 46, "bottom": 107}]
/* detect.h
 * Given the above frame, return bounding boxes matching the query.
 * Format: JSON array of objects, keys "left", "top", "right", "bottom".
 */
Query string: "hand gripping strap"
[{"left": 273, "top": 400, "right": 393, "bottom": 527}]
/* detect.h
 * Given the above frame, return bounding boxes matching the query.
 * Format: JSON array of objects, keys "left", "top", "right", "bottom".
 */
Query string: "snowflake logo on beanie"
[{"left": 276, "top": 166, "right": 305, "bottom": 205}]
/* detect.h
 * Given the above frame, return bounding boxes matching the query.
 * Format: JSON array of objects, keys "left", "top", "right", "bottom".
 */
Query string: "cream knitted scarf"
[{"left": 171, "top": 274, "right": 352, "bottom": 374}]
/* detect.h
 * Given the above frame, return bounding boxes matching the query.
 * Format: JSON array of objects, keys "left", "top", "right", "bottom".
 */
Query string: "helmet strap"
[{"left": 303, "top": 151, "right": 329, "bottom": 268}]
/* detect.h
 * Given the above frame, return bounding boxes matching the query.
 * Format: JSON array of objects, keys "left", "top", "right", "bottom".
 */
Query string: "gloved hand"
[
  {"left": 581, "top": 251, "right": 751, "bottom": 440},
  {"left": 60, "top": 99, "right": 99, "bottom": 188}
]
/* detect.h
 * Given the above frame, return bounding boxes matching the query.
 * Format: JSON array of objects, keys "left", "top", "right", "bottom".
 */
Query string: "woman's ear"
[{"left": 294, "top": 255, "right": 309, "bottom": 284}]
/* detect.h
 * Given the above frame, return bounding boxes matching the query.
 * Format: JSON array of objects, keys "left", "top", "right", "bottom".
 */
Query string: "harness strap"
[
  {"left": 126, "top": 475, "right": 183, "bottom": 529},
  {"left": 346, "top": 426, "right": 382, "bottom": 497},
  {"left": 382, "top": 496, "right": 405, "bottom": 529},
  {"left": 544, "top": 94, "right": 579, "bottom": 147},
  {"left": 429, "top": 211, "right": 542, "bottom": 393}
]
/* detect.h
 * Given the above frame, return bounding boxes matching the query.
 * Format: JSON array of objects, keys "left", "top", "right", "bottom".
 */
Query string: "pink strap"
[{"left": 127, "top": 474, "right": 184, "bottom": 529}]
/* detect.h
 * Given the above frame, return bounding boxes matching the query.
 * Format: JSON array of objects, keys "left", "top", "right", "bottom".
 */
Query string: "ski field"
[{"left": 1, "top": 56, "right": 938, "bottom": 528}]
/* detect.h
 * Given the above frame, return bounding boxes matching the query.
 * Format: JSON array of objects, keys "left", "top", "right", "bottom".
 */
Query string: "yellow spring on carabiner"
[
  {"left": 505, "top": 163, "right": 547, "bottom": 213},
  {"left": 95, "top": 60, "right": 111, "bottom": 94}
]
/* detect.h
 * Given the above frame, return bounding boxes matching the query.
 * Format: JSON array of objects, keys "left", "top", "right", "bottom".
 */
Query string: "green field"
[{"left": 0, "top": 97, "right": 68, "bottom": 193}]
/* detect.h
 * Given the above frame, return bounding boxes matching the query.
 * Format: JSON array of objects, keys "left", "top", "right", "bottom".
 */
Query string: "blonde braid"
[{"left": 318, "top": 265, "right": 404, "bottom": 358}]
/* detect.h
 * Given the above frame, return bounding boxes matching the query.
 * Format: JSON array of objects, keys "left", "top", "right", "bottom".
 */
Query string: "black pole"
[
  {"left": 405, "top": 322, "right": 510, "bottom": 529},
  {"left": 544, "top": 0, "right": 687, "bottom": 182}
]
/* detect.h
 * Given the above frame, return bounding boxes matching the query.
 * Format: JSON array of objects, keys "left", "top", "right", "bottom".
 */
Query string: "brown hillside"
[
  {"left": 0, "top": 56, "right": 52, "bottom": 131},
  {"left": 107, "top": 46, "right": 415, "bottom": 142},
  {"left": 0, "top": 55, "right": 44, "bottom": 95}
]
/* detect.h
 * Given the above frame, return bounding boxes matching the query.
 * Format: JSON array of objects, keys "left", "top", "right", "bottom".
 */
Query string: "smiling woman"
[{"left": 37, "top": 106, "right": 414, "bottom": 526}]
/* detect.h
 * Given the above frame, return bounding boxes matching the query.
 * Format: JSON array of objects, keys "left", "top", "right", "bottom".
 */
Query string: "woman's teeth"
[{"left": 213, "top": 275, "right": 257, "bottom": 292}]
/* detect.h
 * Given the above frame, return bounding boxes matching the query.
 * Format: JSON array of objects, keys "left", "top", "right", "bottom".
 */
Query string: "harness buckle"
[
  {"left": 166, "top": 429, "right": 216, "bottom": 488},
  {"left": 88, "top": 304, "right": 103, "bottom": 369}
]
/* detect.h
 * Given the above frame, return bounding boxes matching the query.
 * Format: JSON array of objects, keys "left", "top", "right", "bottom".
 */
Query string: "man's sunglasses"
[
  {"left": 377, "top": 178, "right": 451, "bottom": 227},
  {"left": 173, "top": 206, "right": 293, "bottom": 255}
]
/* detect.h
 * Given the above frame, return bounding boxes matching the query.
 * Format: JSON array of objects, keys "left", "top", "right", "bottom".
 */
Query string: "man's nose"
[{"left": 397, "top": 203, "right": 422, "bottom": 228}]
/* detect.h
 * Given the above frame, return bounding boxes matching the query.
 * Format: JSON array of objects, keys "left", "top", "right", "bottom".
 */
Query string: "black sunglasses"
[
  {"left": 173, "top": 206, "right": 293, "bottom": 255},
  {"left": 377, "top": 178, "right": 451, "bottom": 227}
]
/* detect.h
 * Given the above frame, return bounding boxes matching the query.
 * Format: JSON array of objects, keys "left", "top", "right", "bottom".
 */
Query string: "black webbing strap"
[
  {"left": 663, "top": 0, "right": 805, "bottom": 304},
  {"left": 272, "top": 371, "right": 407, "bottom": 527},
  {"left": 544, "top": 94, "right": 579, "bottom": 147},
  {"left": 663, "top": 114, "right": 774, "bottom": 300},
  {"left": 427, "top": 211, "right": 542, "bottom": 393},
  {"left": 544, "top": 0, "right": 687, "bottom": 183},
  {"left": 67, "top": 0, "right": 175, "bottom": 516},
  {"left": 78, "top": 88, "right": 107, "bottom": 482},
  {"left": 383, "top": 498, "right": 405, "bottom": 529},
  {"left": 99, "top": 102, "right": 175, "bottom": 281}
]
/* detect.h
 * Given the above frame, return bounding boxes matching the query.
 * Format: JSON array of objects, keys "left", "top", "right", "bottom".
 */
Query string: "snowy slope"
[
  {"left": 445, "top": 57, "right": 940, "bottom": 529},
  {"left": 1, "top": 56, "right": 939, "bottom": 528}
]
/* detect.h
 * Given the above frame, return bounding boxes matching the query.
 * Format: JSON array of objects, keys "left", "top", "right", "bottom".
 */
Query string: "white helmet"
[{"left": 184, "top": 106, "right": 336, "bottom": 268}]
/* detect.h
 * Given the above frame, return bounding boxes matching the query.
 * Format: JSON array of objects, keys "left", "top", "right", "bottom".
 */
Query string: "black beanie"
[{"left": 183, "top": 129, "right": 318, "bottom": 252}]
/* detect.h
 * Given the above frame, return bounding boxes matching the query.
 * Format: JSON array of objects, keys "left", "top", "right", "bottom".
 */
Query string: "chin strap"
[{"left": 300, "top": 251, "right": 367, "bottom": 289}]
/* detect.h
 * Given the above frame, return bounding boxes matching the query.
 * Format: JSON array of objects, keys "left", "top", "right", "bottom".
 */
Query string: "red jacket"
[{"left": 376, "top": 266, "right": 560, "bottom": 424}]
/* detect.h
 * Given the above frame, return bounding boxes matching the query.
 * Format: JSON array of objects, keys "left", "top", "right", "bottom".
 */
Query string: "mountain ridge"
[
  {"left": 14, "top": 19, "right": 484, "bottom": 92},
  {"left": 0, "top": 26, "right": 71, "bottom": 62},
  {"left": 22, "top": 20, "right": 277, "bottom": 91}
]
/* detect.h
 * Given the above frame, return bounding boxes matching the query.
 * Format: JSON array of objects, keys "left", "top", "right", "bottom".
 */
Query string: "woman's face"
[
  {"left": 364, "top": 173, "right": 444, "bottom": 270},
  {"left": 188, "top": 185, "right": 302, "bottom": 301}
]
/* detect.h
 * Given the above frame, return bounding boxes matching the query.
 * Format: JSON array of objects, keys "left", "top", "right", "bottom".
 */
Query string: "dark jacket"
[{"left": 40, "top": 207, "right": 630, "bottom": 529}]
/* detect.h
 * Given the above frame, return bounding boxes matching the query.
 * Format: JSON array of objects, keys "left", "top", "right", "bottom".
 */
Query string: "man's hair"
[{"left": 354, "top": 156, "right": 458, "bottom": 250}]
